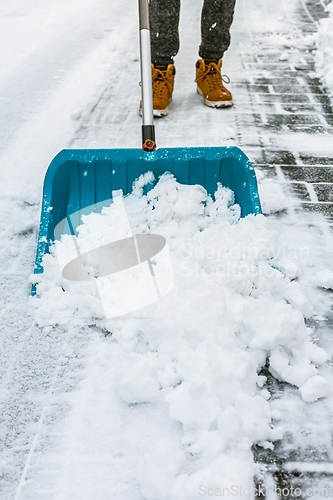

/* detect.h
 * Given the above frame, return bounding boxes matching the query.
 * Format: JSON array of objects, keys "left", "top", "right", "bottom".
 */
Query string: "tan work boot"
[
  {"left": 140, "top": 63, "right": 175, "bottom": 117},
  {"left": 195, "top": 59, "right": 233, "bottom": 108}
]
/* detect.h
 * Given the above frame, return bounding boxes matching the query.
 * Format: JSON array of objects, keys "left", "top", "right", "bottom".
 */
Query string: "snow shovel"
[{"left": 31, "top": 0, "right": 261, "bottom": 295}]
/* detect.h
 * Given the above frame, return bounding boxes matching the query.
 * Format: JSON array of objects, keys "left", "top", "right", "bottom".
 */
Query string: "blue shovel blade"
[{"left": 31, "top": 146, "right": 261, "bottom": 295}]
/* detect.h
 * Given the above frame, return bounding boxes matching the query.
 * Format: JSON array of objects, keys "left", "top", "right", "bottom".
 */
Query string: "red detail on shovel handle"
[{"left": 143, "top": 139, "right": 156, "bottom": 152}]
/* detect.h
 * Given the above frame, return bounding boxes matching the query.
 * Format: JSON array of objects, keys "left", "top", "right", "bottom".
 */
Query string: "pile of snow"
[
  {"left": 299, "top": 375, "right": 331, "bottom": 403},
  {"left": 258, "top": 178, "right": 289, "bottom": 215},
  {"left": 315, "top": 1, "right": 333, "bottom": 99},
  {"left": 315, "top": 268, "right": 333, "bottom": 289},
  {"left": 30, "top": 173, "right": 330, "bottom": 499}
]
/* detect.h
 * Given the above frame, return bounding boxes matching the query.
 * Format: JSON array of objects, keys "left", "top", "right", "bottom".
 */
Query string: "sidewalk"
[
  {"left": 230, "top": 0, "right": 333, "bottom": 492},
  {"left": 233, "top": 0, "right": 333, "bottom": 223}
]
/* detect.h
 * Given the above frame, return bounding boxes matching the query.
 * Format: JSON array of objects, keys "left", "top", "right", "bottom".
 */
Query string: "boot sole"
[
  {"left": 197, "top": 87, "right": 233, "bottom": 108},
  {"left": 153, "top": 107, "right": 168, "bottom": 117},
  {"left": 139, "top": 108, "right": 168, "bottom": 117},
  {"left": 139, "top": 99, "right": 171, "bottom": 118}
]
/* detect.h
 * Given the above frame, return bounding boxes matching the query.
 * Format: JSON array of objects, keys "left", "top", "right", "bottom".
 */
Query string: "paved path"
[
  {"left": 234, "top": 0, "right": 333, "bottom": 222},
  {"left": 231, "top": 0, "right": 333, "bottom": 493}
]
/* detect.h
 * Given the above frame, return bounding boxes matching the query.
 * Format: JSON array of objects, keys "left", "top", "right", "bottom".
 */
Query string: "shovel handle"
[{"left": 138, "top": 0, "right": 156, "bottom": 151}]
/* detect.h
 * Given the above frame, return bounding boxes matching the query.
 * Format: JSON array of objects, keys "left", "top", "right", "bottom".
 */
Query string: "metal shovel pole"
[{"left": 138, "top": 0, "right": 156, "bottom": 151}]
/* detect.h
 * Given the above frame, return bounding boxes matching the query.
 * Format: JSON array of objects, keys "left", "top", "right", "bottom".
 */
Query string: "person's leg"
[
  {"left": 199, "top": 0, "right": 236, "bottom": 60},
  {"left": 140, "top": 0, "right": 180, "bottom": 116},
  {"left": 149, "top": 0, "right": 181, "bottom": 66},
  {"left": 195, "top": 0, "right": 235, "bottom": 107}
]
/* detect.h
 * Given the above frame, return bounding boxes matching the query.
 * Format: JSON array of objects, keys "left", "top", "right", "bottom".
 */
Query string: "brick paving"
[
  {"left": 232, "top": 1, "right": 333, "bottom": 494},
  {"left": 233, "top": 0, "right": 333, "bottom": 224}
]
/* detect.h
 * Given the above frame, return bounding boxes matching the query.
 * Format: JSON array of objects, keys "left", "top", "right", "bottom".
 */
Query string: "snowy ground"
[
  {"left": 315, "top": 1, "right": 333, "bottom": 100},
  {"left": 1, "top": 0, "right": 333, "bottom": 499}
]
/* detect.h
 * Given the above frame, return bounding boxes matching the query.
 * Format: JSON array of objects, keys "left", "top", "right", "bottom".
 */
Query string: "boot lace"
[
  {"left": 195, "top": 62, "right": 230, "bottom": 91},
  {"left": 152, "top": 67, "right": 172, "bottom": 98}
]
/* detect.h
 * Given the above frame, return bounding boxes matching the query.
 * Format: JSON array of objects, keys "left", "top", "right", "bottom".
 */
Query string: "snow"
[
  {"left": 279, "top": 52, "right": 290, "bottom": 61},
  {"left": 315, "top": 268, "right": 333, "bottom": 289},
  {"left": 29, "top": 173, "right": 330, "bottom": 498},
  {"left": 271, "top": 132, "right": 333, "bottom": 157},
  {"left": 300, "top": 375, "right": 332, "bottom": 403},
  {"left": 1, "top": 0, "right": 333, "bottom": 498},
  {"left": 257, "top": 176, "right": 289, "bottom": 215},
  {"left": 0, "top": 0, "right": 135, "bottom": 198},
  {"left": 315, "top": 1, "right": 333, "bottom": 100}
]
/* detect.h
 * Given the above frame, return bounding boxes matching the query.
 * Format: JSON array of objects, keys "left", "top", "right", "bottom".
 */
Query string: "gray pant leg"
[
  {"left": 199, "top": 0, "right": 236, "bottom": 60},
  {"left": 149, "top": 0, "right": 181, "bottom": 66},
  {"left": 149, "top": 0, "right": 236, "bottom": 64}
]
